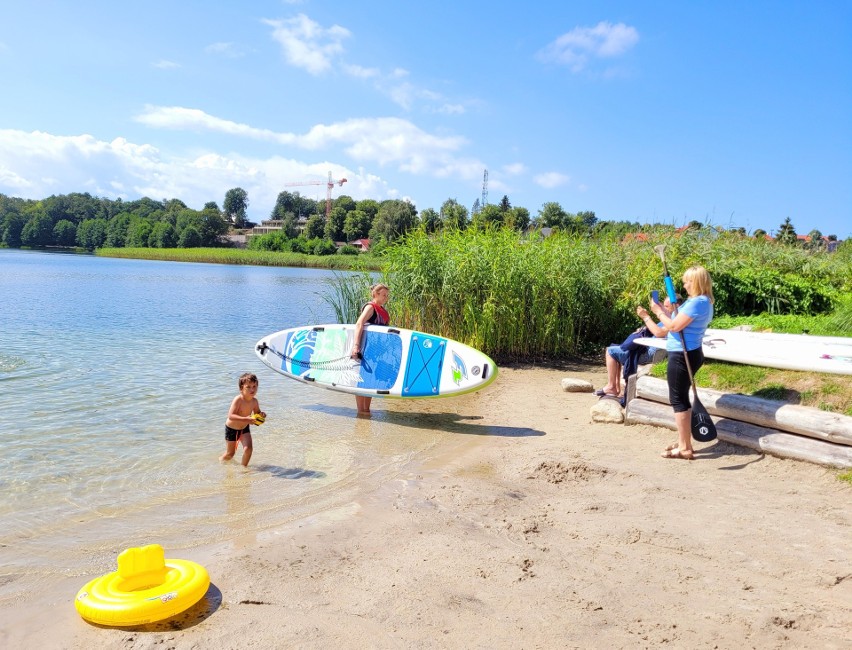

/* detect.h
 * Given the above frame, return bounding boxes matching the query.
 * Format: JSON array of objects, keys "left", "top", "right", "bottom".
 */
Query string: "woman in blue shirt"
[{"left": 649, "top": 266, "right": 714, "bottom": 460}]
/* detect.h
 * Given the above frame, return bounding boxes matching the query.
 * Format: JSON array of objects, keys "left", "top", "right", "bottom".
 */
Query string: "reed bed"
[
  {"left": 379, "top": 228, "right": 629, "bottom": 358},
  {"left": 326, "top": 228, "right": 850, "bottom": 360},
  {"left": 96, "top": 247, "right": 382, "bottom": 270}
]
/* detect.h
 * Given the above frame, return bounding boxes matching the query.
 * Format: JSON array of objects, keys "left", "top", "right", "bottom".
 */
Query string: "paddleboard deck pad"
[
  {"left": 635, "top": 328, "right": 852, "bottom": 375},
  {"left": 256, "top": 324, "right": 498, "bottom": 398}
]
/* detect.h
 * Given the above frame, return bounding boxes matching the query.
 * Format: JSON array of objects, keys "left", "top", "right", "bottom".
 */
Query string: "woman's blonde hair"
[
  {"left": 682, "top": 266, "right": 714, "bottom": 304},
  {"left": 370, "top": 283, "right": 389, "bottom": 295}
]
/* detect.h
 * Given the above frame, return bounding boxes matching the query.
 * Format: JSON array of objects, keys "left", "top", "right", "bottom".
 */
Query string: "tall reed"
[
  {"left": 380, "top": 227, "right": 629, "bottom": 358},
  {"left": 321, "top": 271, "right": 379, "bottom": 323}
]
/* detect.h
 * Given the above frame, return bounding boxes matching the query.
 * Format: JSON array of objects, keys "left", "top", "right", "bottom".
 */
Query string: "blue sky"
[{"left": 1, "top": 1, "right": 850, "bottom": 238}]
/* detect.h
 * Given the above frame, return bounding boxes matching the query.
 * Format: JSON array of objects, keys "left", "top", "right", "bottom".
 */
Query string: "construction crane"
[{"left": 283, "top": 171, "right": 348, "bottom": 217}]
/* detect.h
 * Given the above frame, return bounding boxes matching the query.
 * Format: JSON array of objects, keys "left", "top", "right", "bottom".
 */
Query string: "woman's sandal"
[{"left": 661, "top": 447, "right": 694, "bottom": 460}]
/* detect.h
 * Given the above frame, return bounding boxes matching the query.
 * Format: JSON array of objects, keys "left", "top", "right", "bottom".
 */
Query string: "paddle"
[{"left": 653, "top": 245, "right": 717, "bottom": 442}]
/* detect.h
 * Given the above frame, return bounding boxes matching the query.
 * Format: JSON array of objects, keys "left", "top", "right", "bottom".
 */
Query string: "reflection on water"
[{"left": 0, "top": 250, "right": 459, "bottom": 606}]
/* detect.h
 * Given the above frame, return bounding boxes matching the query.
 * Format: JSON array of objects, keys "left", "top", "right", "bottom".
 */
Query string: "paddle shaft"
[{"left": 654, "top": 246, "right": 699, "bottom": 399}]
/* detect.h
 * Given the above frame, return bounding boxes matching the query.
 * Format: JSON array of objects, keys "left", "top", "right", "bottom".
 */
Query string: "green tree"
[
  {"left": 499, "top": 195, "right": 511, "bottom": 212},
  {"left": 370, "top": 200, "right": 418, "bottom": 243},
  {"left": 333, "top": 195, "right": 357, "bottom": 214},
  {"left": 324, "top": 205, "right": 347, "bottom": 241},
  {"left": 343, "top": 209, "right": 372, "bottom": 241},
  {"left": 577, "top": 210, "right": 597, "bottom": 229},
  {"left": 1, "top": 212, "right": 26, "bottom": 247},
  {"left": 806, "top": 229, "right": 825, "bottom": 252},
  {"left": 472, "top": 203, "right": 504, "bottom": 229},
  {"left": 537, "top": 202, "right": 568, "bottom": 228},
  {"left": 126, "top": 197, "right": 164, "bottom": 219},
  {"left": 313, "top": 239, "right": 338, "bottom": 255},
  {"left": 304, "top": 214, "right": 326, "bottom": 239},
  {"left": 53, "top": 220, "right": 77, "bottom": 246},
  {"left": 420, "top": 208, "right": 440, "bottom": 233},
  {"left": 776, "top": 217, "right": 797, "bottom": 245},
  {"left": 105, "top": 213, "right": 133, "bottom": 247},
  {"left": 506, "top": 207, "right": 531, "bottom": 231},
  {"left": 440, "top": 198, "right": 468, "bottom": 230},
  {"left": 148, "top": 222, "right": 177, "bottom": 248},
  {"left": 163, "top": 198, "right": 188, "bottom": 214},
  {"left": 280, "top": 213, "right": 298, "bottom": 239},
  {"left": 179, "top": 226, "right": 202, "bottom": 248},
  {"left": 356, "top": 199, "right": 380, "bottom": 221},
  {"left": 126, "top": 218, "right": 154, "bottom": 248},
  {"left": 21, "top": 211, "right": 55, "bottom": 247},
  {"left": 223, "top": 188, "right": 249, "bottom": 228},
  {"left": 198, "top": 206, "right": 229, "bottom": 246},
  {"left": 76, "top": 218, "right": 108, "bottom": 250}
]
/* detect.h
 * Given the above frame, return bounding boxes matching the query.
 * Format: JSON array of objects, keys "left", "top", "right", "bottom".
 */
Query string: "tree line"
[{"left": 0, "top": 186, "right": 838, "bottom": 253}]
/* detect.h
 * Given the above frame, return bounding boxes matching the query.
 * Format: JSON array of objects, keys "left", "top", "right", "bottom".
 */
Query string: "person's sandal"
[{"left": 661, "top": 448, "right": 694, "bottom": 460}]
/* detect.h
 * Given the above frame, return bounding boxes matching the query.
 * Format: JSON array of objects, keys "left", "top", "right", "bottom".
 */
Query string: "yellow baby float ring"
[{"left": 75, "top": 544, "right": 210, "bottom": 626}]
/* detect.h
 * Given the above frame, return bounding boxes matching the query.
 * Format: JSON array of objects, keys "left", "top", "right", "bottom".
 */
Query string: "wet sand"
[{"left": 2, "top": 364, "right": 850, "bottom": 649}]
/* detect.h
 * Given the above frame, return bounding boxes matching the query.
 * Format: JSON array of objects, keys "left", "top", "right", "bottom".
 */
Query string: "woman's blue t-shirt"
[{"left": 666, "top": 295, "right": 713, "bottom": 352}]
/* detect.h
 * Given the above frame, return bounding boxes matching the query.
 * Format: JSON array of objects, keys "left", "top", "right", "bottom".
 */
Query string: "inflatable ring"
[{"left": 75, "top": 544, "right": 210, "bottom": 626}]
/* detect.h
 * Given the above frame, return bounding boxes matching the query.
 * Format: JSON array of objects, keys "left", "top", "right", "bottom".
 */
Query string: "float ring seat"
[{"left": 75, "top": 544, "right": 210, "bottom": 626}]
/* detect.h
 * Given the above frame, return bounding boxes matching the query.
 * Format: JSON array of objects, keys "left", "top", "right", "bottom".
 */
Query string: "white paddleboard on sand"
[
  {"left": 635, "top": 328, "right": 852, "bottom": 375},
  {"left": 256, "top": 324, "right": 498, "bottom": 398}
]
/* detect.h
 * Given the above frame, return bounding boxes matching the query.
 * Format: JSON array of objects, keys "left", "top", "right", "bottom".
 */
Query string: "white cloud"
[
  {"left": 135, "top": 106, "right": 473, "bottom": 176},
  {"left": 136, "top": 105, "right": 296, "bottom": 144},
  {"left": 263, "top": 14, "right": 350, "bottom": 75},
  {"left": 502, "top": 163, "right": 527, "bottom": 176},
  {"left": 152, "top": 59, "right": 180, "bottom": 69},
  {"left": 343, "top": 63, "right": 380, "bottom": 79},
  {"left": 204, "top": 42, "right": 245, "bottom": 58},
  {"left": 264, "top": 15, "right": 465, "bottom": 113},
  {"left": 538, "top": 21, "right": 639, "bottom": 73},
  {"left": 0, "top": 128, "right": 400, "bottom": 215},
  {"left": 436, "top": 103, "right": 466, "bottom": 115},
  {"left": 534, "top": 171, "right": 570, "bottom": 189}
]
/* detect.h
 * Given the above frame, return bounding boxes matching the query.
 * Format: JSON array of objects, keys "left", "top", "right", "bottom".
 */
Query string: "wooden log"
[
  {"left": 625, "top": 397, "right": 852, "bottom": 469},
  {"left": 635, "top": 375, "right": 852, "bottom": 447}
]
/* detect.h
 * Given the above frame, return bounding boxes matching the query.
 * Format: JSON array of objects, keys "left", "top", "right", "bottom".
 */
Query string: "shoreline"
[{"left": 3, "top": 364, "right": 851, "bottom": 649}]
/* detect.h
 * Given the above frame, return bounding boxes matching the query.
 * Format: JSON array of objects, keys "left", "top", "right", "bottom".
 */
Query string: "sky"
[{"left": 0, "top": 1, "right": 850, "bottom": 238}]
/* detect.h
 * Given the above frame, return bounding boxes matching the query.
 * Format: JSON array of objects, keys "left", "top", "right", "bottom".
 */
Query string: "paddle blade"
[{"left": 691, "top": 397, "right": 717, "bottom": 442}]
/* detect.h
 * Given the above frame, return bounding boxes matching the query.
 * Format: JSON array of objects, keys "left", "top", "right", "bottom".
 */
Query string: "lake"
[{"left": 0, "top": 249, "right": 474, "bottom": 606}]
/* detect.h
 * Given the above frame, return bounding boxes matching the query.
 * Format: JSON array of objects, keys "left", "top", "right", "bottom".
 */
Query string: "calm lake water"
[{"left": 0, "top": 249, "right": 471, "bottom": 605}]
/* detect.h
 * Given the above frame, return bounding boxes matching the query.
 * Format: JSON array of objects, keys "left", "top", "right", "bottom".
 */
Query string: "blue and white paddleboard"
[{"left": 255, "top": 324, "right": 498, "bottom": 398}]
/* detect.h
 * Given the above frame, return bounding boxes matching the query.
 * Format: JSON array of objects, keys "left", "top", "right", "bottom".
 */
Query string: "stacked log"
[{"left": 624, "top": 375, "right": 852, "bottom": 469}]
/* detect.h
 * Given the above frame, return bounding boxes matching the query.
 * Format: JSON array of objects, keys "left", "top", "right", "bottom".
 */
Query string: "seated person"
[{"left": 597, "top": 295, "right": 678, "bottom": 398}]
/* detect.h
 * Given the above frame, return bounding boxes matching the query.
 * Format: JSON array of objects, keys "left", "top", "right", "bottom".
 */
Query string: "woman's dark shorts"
[{"left": 666, "top": 347, "right": 705, "bottom": 413}]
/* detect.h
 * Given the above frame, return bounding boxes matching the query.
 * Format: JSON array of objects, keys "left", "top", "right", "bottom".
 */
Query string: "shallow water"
[{"left": 0, "top": 250, "right": 457, "bottom": 603}]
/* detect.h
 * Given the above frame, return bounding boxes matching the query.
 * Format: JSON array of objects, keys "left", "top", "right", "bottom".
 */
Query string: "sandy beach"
[{"left": 3, "top": 364, "right": 851, "bottom": 649}]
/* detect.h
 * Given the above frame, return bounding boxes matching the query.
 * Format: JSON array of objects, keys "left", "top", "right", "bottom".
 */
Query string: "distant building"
[{"left": 347, "top": 238, "right": 371, "bottom": 252}]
